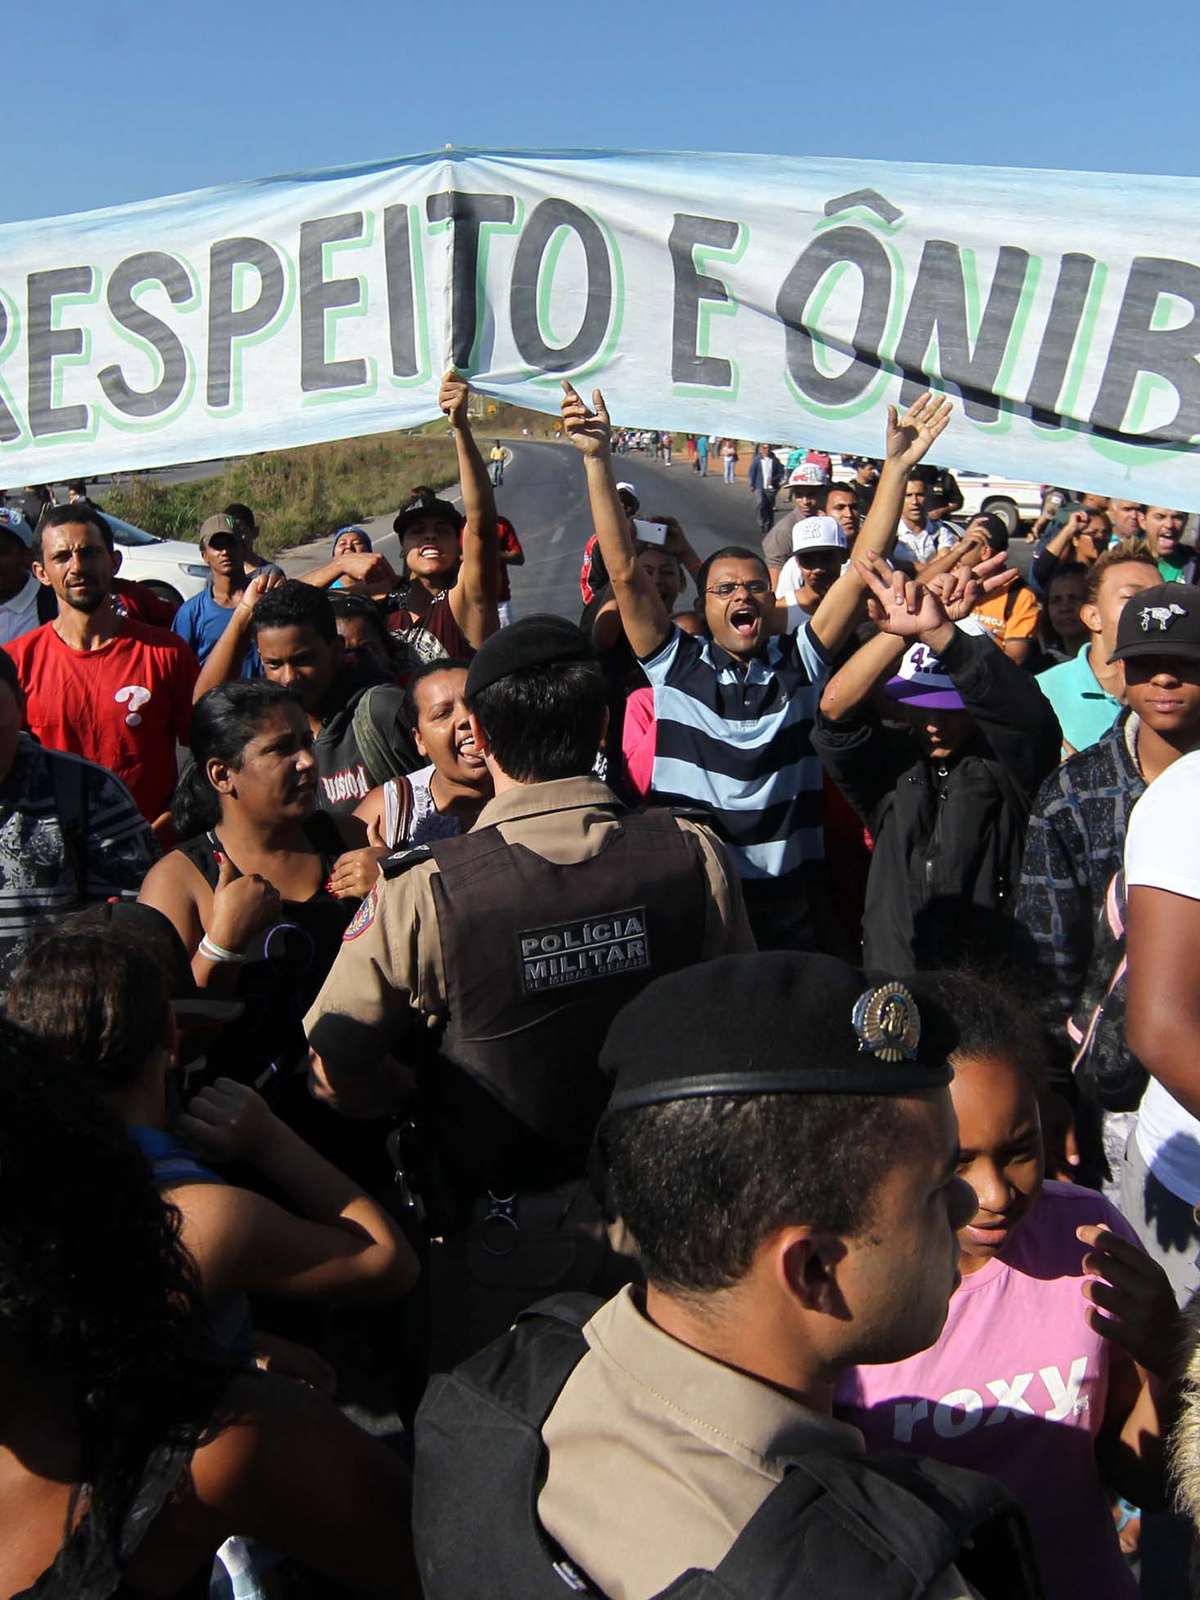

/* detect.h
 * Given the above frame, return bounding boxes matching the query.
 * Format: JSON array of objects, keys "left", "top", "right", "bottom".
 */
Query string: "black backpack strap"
[
  {"left": 688, "top": 1449, "right": 1042, "bottom": 1600},
  {"left": 414, "top": 1296, "right": 607, "bottom": 1600}
]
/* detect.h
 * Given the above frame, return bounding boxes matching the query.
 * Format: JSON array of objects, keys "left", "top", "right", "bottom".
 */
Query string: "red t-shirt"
[
  {"left": 5, "top": 620, "right": 199, "bottom": 821},
  {"left": 114, "top": 578, "right": 179, "bottom": 629},
  {"left": 496, "top": 516, "right": 523, "bottom": 604}
]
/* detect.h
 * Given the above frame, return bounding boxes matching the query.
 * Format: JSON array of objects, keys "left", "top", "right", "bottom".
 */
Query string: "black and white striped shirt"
[{"left": 639, "top": 623, "right": 830, "bottom": 881}]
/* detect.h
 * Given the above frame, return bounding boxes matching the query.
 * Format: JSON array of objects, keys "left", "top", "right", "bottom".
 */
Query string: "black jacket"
[{"left": 812, "top": 630, "right": 1062, "bottom": 972}]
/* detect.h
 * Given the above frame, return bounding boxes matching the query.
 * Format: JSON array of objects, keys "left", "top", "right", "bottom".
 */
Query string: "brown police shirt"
[
  {"left": 538, "top": 1287, "right": 982, "bottom": 1600},
  {"left": 303, "top": 776, "right": 753, "bottom": 1106}
]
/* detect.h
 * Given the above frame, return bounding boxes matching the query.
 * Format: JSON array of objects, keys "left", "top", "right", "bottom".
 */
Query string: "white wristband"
[{"left": 199, "top": 934, "right": 247, "bottom": 965}]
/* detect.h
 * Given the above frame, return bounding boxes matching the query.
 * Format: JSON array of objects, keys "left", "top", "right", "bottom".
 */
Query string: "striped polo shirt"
[{"left": 640, "top": 622, "right": 829, "bottom": 880}]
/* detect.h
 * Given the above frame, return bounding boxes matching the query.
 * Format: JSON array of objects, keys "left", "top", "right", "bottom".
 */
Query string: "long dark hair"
[
  {"left": 0, "top": 1020, "right": 233, "bottom": 1580},
  {"left": 172, "top": 680, "right": 299, "bottom": 839}
]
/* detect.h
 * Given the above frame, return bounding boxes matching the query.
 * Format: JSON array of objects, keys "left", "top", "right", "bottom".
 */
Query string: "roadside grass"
[{"left": 101, "top": 430, "right": 459, "bottom": 557}]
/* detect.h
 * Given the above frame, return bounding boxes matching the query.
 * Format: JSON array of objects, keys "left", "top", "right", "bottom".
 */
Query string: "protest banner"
[{"left": 1, "top": 147, "right": 1198, "bottom": 502}]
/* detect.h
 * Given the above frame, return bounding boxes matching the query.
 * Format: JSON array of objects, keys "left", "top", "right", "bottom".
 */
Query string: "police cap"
[
  {"left": 465, "top": 613, "right": 596, "bottom": 698},
  {"left": 601, "top": 952, "right": 955, "bottom": 1114}
]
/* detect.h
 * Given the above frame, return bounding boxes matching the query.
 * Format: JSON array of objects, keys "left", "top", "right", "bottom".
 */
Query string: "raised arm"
[
  {"left": 192, "top": 569, "right": 284, "bottom": 702},
  {"left": 561, "top": 382, "right": 671, "bottom": 659},
  {"left": 821, "top": 549, "right": 1019, "bottom": 722},
  {"left": 441, "top": 371, "right": 500, "bottom": 648},
  {"left": 300, "top": 551, "right": 400, "bottom": 595},
  {"left": 808, "top": 392, "right": 953, "bottom": 656}
]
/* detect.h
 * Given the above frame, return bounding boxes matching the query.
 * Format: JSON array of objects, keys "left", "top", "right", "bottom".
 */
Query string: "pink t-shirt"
[
  {"left": 836, "top": 1182, "right": 1138, "bottom": 1600},
  {"left": 621, "top": 686, "right": 656, "bottom": 800}
]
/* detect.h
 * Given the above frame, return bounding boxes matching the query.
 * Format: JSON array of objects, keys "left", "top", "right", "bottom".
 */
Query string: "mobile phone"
[{"left": 633, "top": 518, "right": 668, "bottom": 546}]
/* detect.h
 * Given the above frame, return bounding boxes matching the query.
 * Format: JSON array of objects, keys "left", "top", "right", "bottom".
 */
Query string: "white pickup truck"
[{"left": 954, "top": 474, "right": 1046, "bottom": 536}]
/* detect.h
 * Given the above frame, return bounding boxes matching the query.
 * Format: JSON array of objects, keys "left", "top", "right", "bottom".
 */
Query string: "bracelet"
[{"left": 199, "top": 934, "right": 248, "bottom": 964}]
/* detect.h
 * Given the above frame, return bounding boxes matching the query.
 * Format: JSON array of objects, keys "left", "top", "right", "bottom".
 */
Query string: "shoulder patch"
[
  {"left": 381, "top": 844, "right": 433, "bottom": 880},
  {"left": 343, "top": 881, "right": 380, "bottom": 940}
]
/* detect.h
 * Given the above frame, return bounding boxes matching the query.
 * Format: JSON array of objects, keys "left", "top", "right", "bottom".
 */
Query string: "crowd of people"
[{"left": 3, "top": 367, "right": 1200, "bottom": 1600}]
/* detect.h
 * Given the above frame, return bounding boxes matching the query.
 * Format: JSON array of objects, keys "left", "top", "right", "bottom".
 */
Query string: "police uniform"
[
  {"left": 536, "top": 1288, "right": 981, "bottom": 1600},
  {"left": 304, "top": 616, "right": 753, "bottom": 1366},
  {"left": 413, "top": 953, "right": 1042, "bottom": 1600}
]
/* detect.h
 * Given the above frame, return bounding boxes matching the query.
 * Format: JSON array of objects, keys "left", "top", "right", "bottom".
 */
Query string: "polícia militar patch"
[{"left": 518, "top": 907, "right": 650, "bottom": 994}]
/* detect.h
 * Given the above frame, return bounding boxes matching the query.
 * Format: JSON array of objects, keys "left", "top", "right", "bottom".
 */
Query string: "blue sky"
[{"left": 3, "top": 0, "right": 1198, "bottom": 224}]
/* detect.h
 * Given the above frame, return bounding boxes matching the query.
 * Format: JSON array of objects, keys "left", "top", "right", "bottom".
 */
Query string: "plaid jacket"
[{"left": 1013, "top": 712, "right": 1143, "bottom": 1025}]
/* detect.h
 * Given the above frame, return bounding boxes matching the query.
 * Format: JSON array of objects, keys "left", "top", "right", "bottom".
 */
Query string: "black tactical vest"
[
  {"left": 414, "top": 1296, "right": 1045, "bottom": 1600},
  {"left": 423, "top": 807, "right": 708, "bottom": 1198}
]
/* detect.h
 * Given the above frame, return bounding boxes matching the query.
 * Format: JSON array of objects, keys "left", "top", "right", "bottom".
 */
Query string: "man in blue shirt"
[
  {"left": 1037, "top": 544, "right": 1158, "bottom": 754},
  {"left": 172, "top": 514, "right": 260, "bottom": 676}
]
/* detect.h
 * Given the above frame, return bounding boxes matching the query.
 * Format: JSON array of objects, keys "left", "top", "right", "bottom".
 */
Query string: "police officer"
[
  {"left": 413, "top": 953, "right": 1043, "bottom": 1600},
  {"left": 304, "top": 614, "right": 752, "bottom": 1366}
]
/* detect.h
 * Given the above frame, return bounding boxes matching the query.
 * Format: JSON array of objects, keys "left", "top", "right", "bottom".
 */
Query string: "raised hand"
[
  {"left": 238, "top": 565, "right": 286, "bottom": 614},
  {"left": 1077, "top": 1224, "right": 1183, "bottom": 1379},
  {"left": 927, "top": 550, "right": 1020, "bottom": 622},
  {"left": 207, "top": 850, "right": 282, "bottom": 953},
  {"left": 884, "top": 391, "right": 954, "bottom": 470},
  {"left": 439, "top": 368, "right": 471, "bottom": 430},
  {"left": 854, "top": 550, "right": 949, "bottom": 640},
  {"left": 561, "top": 381, "right": 611, "bottom": 458}
]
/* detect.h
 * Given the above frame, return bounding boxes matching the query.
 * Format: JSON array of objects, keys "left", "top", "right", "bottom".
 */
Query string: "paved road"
[
  {"left": 281, "top": 439, "right": 1032, "bottom": 605},
  {"left": 284, "top": 440, "right": 767, "bottom": 615}
]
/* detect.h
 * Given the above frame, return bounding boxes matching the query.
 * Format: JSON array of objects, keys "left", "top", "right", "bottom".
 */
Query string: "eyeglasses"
[{"left": 706, "top": 580, "right": 770, "bottom": 598}]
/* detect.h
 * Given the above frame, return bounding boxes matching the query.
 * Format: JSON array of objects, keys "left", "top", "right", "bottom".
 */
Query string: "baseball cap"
[
  {"left": 615, "top": 481, "right": 640, "bottom": 511},
  {"left": 392, "top": 494, "right": 465, "bottom": 539},
  {"left": 788, "top": 463, "right": 829, "bottom": 488},
  {"left": 791, "top": 515, "right": 847, "bottom": 556},
  {"left": 465, "top": 613, "right": 595, "bottom": 699},
  {"left": 601, "top": 952, "right": 955, "bottom": 1115},
  {"left": 884, "top": 618, "right": 986, "bottom": 710},
  {"left": 199, "top": 513, "right": 242, "bottom": 550},
  {"left": 0, "top": 508, "right": 33, "bottom": 548},
  {"left": 1109, "top": 583, "right": 1200, "bottom": 665}
]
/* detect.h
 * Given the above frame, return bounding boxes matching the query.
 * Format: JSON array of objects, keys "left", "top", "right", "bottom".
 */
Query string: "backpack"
[
  {"left": 1068, "top": 869, "right": 1147, "bottom": 1111},
  {"left": 413, "top": 1295, "right": 1043, "bottom": 1600},
  {"left": 350, "top": 684, "right": 410, "bottom": 787}
]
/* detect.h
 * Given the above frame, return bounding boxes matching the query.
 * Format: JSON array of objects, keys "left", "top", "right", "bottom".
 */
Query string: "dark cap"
[
  {"left": 465, "top": 613, "right": 596, "bottom": 698},
  {"left": 392, "top": 494, "right": 465, "bottom": 539},
  {"left": 601, "top": 952, "right": 955, "bottom": 1115},
  {"left": 1109, "top": 582, "right": 1200, "bottom": 665},
  {"left": 199, "top": 513, "right": 241, "bottom": 550}
]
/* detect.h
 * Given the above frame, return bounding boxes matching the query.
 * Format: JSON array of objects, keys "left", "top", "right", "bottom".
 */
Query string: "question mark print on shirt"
[{"left": 115, "top": 685, "right": 152, "bottom": 727}]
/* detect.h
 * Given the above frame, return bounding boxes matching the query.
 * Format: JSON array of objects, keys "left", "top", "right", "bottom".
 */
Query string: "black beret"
[
  {"left": 465, "top": 613, "right": 596, "bottom": 698},
  {"left": 601, "top": 952, "right": 955, "bottom": 1114}
]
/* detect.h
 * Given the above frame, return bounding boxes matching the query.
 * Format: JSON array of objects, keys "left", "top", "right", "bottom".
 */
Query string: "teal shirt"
[{"left": 1036, "top": 643, "right": 1120, "bottom": 752}]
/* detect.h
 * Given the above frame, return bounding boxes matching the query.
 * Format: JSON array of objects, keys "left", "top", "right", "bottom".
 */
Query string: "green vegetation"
[{"left": 100, "top": 429, "right": 459, "bottom": 557}]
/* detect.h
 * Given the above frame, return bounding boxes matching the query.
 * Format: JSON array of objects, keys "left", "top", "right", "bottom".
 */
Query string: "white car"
[
  {"left": 955, "top": 474, "right": 1045, "bottom": 536},
  {"left": 103, "top": 515, "right": 211, "bottom": 607}
]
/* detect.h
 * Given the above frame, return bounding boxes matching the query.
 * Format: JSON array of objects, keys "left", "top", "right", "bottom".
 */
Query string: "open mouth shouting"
[
  {"left": 454, "top": 728, "right": 487, "bottom": 769},
  {"left": 728, "top": 602, "right": 760, "bottom": 641}
]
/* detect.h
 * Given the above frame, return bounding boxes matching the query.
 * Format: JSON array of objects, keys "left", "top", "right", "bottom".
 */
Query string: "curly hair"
[{"left": 0, "top": 1020, "right": 233, "bottom": 1576}]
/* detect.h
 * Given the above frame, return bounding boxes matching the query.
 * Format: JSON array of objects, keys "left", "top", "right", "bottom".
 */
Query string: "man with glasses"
[{"left": 561, "top": 380, "right": 953, "bottom": 952}]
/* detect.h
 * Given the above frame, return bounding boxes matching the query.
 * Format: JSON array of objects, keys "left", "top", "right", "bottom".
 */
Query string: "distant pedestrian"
[
  {"left": 695, "top": 434, "right": 708, "bottom": 475},
  {"left": 747, "top": 443, "right": 784, "bottom": 534}
]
